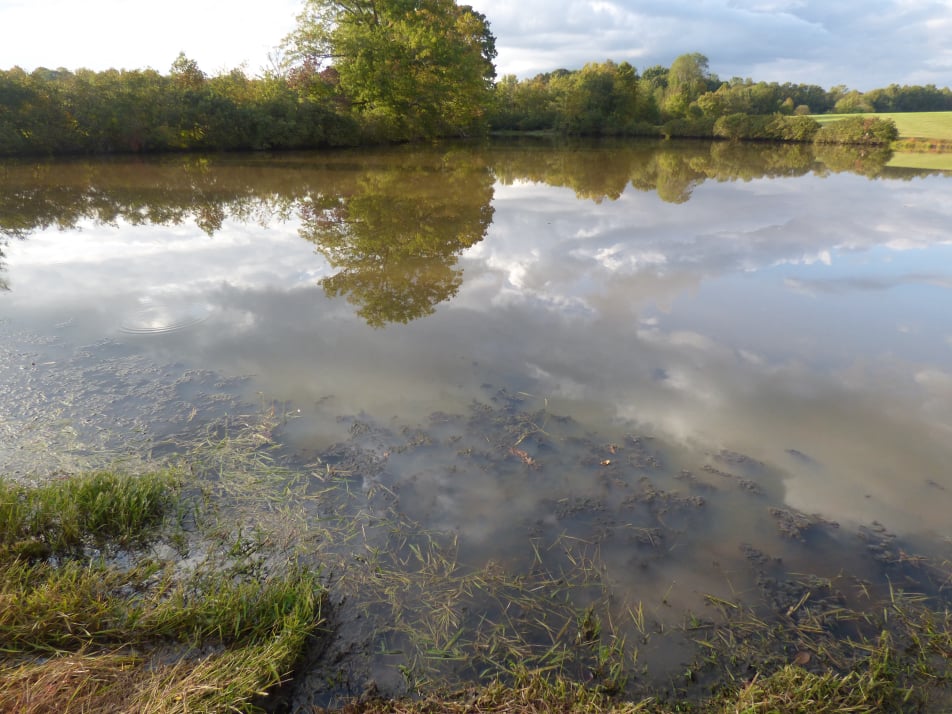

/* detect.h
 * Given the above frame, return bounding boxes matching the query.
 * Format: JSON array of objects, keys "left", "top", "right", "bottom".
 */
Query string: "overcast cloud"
[{"left": 1, "top": 0, "right": 950, "bottom": 90}]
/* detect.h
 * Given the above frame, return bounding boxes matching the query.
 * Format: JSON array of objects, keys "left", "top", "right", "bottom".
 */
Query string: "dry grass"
[{"left": 0, "top": 636, "right": 308, "bottom": 714}]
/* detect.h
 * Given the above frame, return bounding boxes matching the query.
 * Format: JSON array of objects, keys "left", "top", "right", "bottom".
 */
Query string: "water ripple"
[{"left": 118, "top": 298, "right": 210, "bottom": 336}]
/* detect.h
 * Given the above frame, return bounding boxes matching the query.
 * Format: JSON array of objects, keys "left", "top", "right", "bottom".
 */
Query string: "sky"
[{"left": 1, "top": 0, "right": 951, "bottom": 90}]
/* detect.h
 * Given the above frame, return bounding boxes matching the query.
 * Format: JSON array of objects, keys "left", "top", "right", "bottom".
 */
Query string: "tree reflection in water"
[
  {"left": 0, "top": 140, "right": 909, "bottom": 323},
  {"left": 298, "top": 153, "right": 494, "bottom": 326}
]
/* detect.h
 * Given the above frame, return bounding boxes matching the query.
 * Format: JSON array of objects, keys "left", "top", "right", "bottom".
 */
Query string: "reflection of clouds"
[
  {"left": 443, "top": 286, "right": 949, "bottom": 537},
  {"left": 914, "top": 368, "right": 952, "bottom": 434},
  {"left": 118, "top": 295, "right": 212, "bottom": 336},
  {"left": 915, "top": 367, "right": 952, "bottom": 393},
  {"left": 475, "top": 174, "right": 952, "bottom": 342},
  {"left": 455, "top": 170, "right": 952, "bottom": 536},
  {"left": 482, "top": 248, "right": 534, "bottom": 289},
  {"left": 4, "top": 167, "right": 952, "bottom": 543},
  {"left": 784, "top": 273, "right": 952, "bottom": 296},
  {"left": 592, "top": 245, "right": 667, "bottom": 272},
  {"left": 772, "top": 250, "right": 831, "bottom": 267},
  {"left": 4, "top": 218, "right": 329, "bottom": 338},
  {"left": 8, "top": 218, "right": 325, "bottom": 294}
]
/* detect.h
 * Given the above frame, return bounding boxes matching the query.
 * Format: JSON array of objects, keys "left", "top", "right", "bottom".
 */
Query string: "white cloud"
[
  {"left": 0, "top": 0, "right": 301, "bottom": 74},
  {"left": 475, "top": 0, "right": 952, "bottom": 88},
  {"left": 2, "top": 0, "right": 949, "bottom": 89}
]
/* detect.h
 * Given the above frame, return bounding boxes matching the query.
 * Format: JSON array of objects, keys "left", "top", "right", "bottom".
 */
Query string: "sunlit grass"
[
  {"left": 812, "top": 111, "right": 952, "bottom": 142},
  {"left": 887, "top": 152, "right": 952, "bottom": 171},
  {"left": 0, "top": 465, "right": 324, "bottom": 713},
  {"left": 0, "top": 635, "right": 316, "bottom": 714}
]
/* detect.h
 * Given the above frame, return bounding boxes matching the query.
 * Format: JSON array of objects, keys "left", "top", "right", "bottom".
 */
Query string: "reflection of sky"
[
  {"left": 2, "top": 169, "right": 952, "bottom": 541},
  {"left": 456, "top": 172, "right": 952, "bottom": 537}
]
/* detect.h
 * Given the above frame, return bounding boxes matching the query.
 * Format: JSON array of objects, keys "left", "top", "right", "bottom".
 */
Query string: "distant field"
[{"left": 812, "top": 111, "right": 952, "bottom": 140}]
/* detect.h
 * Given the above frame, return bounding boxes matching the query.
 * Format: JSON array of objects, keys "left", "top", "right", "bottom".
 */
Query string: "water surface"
[{"left": 2, "top": 140, "right": 951, "bottom": 698}]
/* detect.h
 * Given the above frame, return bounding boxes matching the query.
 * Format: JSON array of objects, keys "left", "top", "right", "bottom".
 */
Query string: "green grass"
[
  {"left": 0, "top": 556, "right": 321, "bottom": 653},
  {"left": 0, "top": 469, "right": 181, "bottom": 558},
  {"left": 886, "top": 151, "right": 952, "bottom": 171},
  {"left": 0, "top": 469, "right": 325, "bottom": 713},
  {"left": 811, "top": 111, "right": 952, "bottom": 170}
]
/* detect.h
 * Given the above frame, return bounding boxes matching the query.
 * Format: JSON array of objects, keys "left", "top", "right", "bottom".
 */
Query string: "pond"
[{"left": 1, "top": 139, "right": 951, "bottom": 705}]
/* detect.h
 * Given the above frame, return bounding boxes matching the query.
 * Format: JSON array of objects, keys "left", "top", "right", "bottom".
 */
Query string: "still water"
[{"left": 2, "top": 139, "right": 951, "bottom": 698}]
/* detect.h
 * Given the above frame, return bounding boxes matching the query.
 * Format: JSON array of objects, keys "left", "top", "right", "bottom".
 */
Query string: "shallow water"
[{"left": 1, "top": 140, "right": 951, "bottom": 700}]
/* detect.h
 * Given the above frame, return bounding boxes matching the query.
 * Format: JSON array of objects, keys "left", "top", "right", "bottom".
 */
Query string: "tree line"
[
  {"left": 1, "top": 0, "right": 949, "bottom": 156},
  {"left": 0, "top": 58, "right": 361, "bottom": 155},
  {"left": 489, "top": 53, "right": 946, "bottom": 140}
]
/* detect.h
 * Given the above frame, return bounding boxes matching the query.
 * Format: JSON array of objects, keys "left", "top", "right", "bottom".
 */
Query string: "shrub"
[
  {"left": 713, "top": 113, "right": 820, "bottom": 142},
  {"left": 768, "top": 114, "right": 821, "bottom": 142},
  {"left": 814, "top": 116, "right": 899, "bottom": 145},
  {"left": 661, "top": 116, "right": 715, "bottom": 139}
]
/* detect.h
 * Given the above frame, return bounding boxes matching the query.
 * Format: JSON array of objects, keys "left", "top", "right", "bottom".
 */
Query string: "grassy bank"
[
  {"left": 0, "top": 469, "right": 324, "bottom": 713},
  {"left": 4, "top": 411, "right": 952, "bottom": 713}
]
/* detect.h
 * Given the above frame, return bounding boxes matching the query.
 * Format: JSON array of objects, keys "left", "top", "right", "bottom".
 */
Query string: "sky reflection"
[
  {"left": 457, "top": 171, "right": 952, "bottom": 536},
  {"left": 1, "top": 147, "right": 950, "bottom": 544}
]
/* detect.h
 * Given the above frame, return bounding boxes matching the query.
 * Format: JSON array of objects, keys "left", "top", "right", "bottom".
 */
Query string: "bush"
[
  {"left": 661, "top": 116, "right": 715, "bottom": 139},
  {"left": 713, "top": 113, "right": 820, "bottom": 142},
  {"left": 814, "top": 116, "right": 899, "bottom": 145},
  {"left": 769, "top": 114, "right": 821, "bottom": 142}
]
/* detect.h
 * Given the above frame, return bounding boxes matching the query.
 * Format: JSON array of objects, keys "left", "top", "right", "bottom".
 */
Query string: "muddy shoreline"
[{"left": 3, "top": 326, "right": 952, "bottom": 711}]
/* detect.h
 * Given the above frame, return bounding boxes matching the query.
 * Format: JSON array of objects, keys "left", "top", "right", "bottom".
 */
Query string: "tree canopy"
[{"left": 282, "top": 0, "right": 497, "bottom": 140}]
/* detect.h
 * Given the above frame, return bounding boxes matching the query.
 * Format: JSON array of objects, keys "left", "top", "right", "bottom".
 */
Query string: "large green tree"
[
  {"left": 283, "top": 0, "right": 497, "bottom": 140},
  {"left": 662, "top": 52, "right": 713, "bottom": 117}
]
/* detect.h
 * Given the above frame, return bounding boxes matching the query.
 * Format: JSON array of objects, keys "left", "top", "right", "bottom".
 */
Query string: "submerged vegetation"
[{"left": 3, "top": 397, "right": 951, "bottom": 712}]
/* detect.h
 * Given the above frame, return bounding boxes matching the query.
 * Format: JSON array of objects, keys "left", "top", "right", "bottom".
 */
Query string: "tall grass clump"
[
  {"left": 0, "top": 468, "right": 326, "bottom": 713},
  {"left": 0, "top": 469, "right": 180, "bottom": 558}
]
